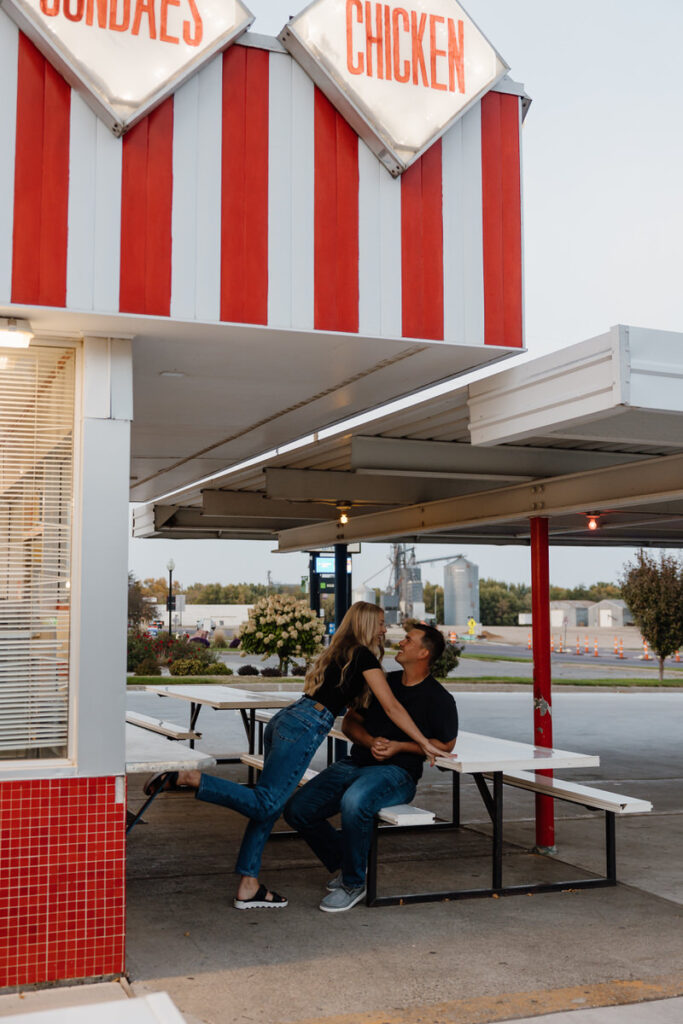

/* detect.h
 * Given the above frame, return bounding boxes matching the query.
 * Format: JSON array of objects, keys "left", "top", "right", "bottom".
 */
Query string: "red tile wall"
[{"left": 0, "top": 777, "right": 126, "bottom": 989}]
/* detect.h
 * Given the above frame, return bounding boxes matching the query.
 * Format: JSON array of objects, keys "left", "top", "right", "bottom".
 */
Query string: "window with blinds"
[{"left": 0, "top": 344, "right": 76, "bottom": 760}]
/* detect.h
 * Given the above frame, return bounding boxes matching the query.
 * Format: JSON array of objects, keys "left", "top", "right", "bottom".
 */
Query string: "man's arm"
[
  {"left": 341, "top": 707, "right": 375, "bottom": 749},
  {"left": 370, "top": 735, "right": 455, "bottom": 761}
]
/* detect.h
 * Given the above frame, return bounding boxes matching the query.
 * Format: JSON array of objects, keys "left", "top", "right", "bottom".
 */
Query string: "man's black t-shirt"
[
  {"left": 312, "top": 645, "right": 381, "bottom": 717},
  {"left": 350, "top": 670, "right": 458, "bottom": 781}
]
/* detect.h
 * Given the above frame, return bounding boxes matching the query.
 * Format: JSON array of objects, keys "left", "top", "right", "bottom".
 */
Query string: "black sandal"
[
  {"left": 233, "top": 883, "right": 288, "bottom": 910},
  {"left": 142, "top": 770, "right": 179, "bottom": 796}
]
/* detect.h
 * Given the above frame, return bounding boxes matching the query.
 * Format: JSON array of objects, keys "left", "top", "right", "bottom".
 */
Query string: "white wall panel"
[
  {"left": 442, "top": 105, "right": 484, "bottom": 345},
  {"left": 92, "top": 118, "right": 122, "bottom": 312},
  {"left": 267, "top": 52, "right": 294, "bottom": 327},
  {"left": 67, "top": 95, "right": 97, "bottom": 310},
  {"left": 289, "top": 59, "right": 315, "bottom": 330},
  {"left": 0, "top": 13, "right": 18, "bottom": 304},
  {"left": 358, "top": 140, "right": 381, "bottom": 337},
  {"left": 171, "top": 58, "right": 222, "bottom": 321},
  {"left": 378, "top": 158, "right": 402, "bottom": 338}
]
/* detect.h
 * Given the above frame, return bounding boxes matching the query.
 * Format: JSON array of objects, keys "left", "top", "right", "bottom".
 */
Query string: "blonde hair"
[{"left": 304, "top": 602, "right": 383, "bottom": 708}]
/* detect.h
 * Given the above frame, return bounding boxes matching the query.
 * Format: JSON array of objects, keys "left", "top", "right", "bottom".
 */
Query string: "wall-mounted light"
[
  {"left": 0, "top": 317, "right": 33, "bottom": 348},
  {"left": 337, "top": 502, "right": 351, "bottom": 526}
]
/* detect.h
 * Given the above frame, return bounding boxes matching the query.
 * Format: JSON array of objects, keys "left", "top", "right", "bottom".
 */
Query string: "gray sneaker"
[
  {"left": 326, "top": 872, "right": 343, "bottom": 892},
  {"left": 319, "top": 884, "right": 366, "bottom": 913}
]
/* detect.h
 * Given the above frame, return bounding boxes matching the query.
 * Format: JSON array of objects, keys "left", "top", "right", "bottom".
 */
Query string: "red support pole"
[{"left": 530, "top": 516, "right": 555, "bottom": 850}]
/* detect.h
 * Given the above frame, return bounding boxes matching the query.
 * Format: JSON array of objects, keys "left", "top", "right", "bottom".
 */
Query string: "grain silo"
[{"left": 444, "top": 558, "right": 479, "bottom": 627}]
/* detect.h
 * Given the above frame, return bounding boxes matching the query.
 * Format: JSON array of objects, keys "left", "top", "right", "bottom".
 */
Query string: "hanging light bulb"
[
  {"left": 336, "top": 502, "right": 351, "bottom": 526},
  {"left": 586, "top": 514, "right": 600, "bottom": 531}
]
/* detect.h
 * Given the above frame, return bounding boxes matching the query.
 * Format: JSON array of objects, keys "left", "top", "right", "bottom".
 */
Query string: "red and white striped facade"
[{"left": 0, "top": 19, "right": 525, "bottom": 349}]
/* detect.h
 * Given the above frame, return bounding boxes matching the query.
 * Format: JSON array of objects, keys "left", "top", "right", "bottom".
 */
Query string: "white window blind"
[{"left": 0, "top": 344, "right": 76, "bottom": 759}]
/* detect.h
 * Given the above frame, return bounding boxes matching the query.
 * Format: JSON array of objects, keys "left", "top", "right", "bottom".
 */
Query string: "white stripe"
[
  {"left": 171, "top": 75, "right": 199, "bottom": 320},
  {"left": 194, "top": 58, "right": 222, "bottom": 321},
  {"left": 267, "top": 51, "right": 293, "bottom": 328},
  {"left": 93, "top": 117, "right": 122, "bottom": 312},
  {"left": 357, "top": 140, "right": 381, "bottom": 336},
  {"left": 171, "top": 57, "right": 222, "bottom": 321},
  {"left": 441, "top": 116, "right": 465, "bottom": 344},
  {"left": 67, "top": 95, "right": 122, "bottom": 312},
  {"left": 378, "top": 161, "right": 402, "bottom": 338},
  {"left": 67, "top": 94, "right": 97, "bottom": 310},
  {"left": 0, "top": 13, "right": 18, "bottom": 304},
  {"left": 459, "top": 105, "right": 484, "bottom": 344},
  {"left": 289, "top": 59, "right": 315, "bottom": 330}
]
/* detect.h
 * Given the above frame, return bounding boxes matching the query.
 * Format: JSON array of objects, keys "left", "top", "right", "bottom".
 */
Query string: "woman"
[{"left": 145, "top": 602, "right": 442, "bottom": 910}]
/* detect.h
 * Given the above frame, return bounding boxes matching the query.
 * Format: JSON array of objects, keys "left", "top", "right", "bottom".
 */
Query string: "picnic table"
[{"left": 368, "top": 730, "right": 604, "bottom": 905}]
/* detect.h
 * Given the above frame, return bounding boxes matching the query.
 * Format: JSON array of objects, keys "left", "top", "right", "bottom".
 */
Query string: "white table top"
[
  {"left": 435, "top": 730, "right": 600, "bottom": 774},
  {"left": 125, "top": 724, "right": 216, "bottom": 773},
  {"left": 0, "top": 992, "right": 186, "bottom": 1023},
  {"left": 144, "top": 684, "right": 297, "bottom": 709}
]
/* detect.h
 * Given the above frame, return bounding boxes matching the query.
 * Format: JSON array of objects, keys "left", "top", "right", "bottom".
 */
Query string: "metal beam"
[
  {"left": 350, "top": 435, "right": 647, "bottom": 477},
  {"left": 202, "top": 490, "right": 345, "bottom": 519},
  {"left": 264, "top": 468, "right": 486, "bottom": 505},
  {"left": 277, "top": 451, "right": 683, "bottom": 552}
]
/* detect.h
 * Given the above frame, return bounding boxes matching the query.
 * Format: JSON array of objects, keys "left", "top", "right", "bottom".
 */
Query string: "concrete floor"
[{"left": 119, "top": 689, "right": 683, "bottom": 1024}]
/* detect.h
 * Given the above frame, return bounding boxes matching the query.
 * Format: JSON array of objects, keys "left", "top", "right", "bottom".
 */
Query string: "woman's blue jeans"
[
  {"left": 284, "top": 757, "right": 416, "bottom": 888},
  {"left": 195, "top": 696, "right": 333, "bottom": 878}
]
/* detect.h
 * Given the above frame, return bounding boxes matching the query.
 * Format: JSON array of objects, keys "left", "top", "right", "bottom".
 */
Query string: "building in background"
[{"left": 444, "top": 557, "right": 480, "bottom": 625}]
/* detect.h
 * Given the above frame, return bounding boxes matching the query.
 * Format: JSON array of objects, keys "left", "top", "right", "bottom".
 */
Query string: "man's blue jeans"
[
  {"left": 284, "top": 757, "right": 416, "bottom": 888},
  {"left": 195, "top": 696, "right": 333, "bottom": 878}
]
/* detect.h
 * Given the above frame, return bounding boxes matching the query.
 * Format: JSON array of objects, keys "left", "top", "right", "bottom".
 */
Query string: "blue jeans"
[
  {"left": 284, "top": 757, "right": 416, "bottom": 888},
  {"left": 195, "top": 696, "right": 333, "bottom": 878}
]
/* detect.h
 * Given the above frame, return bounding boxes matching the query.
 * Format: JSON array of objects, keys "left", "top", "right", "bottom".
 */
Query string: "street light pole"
[{"left": 166, "top": 558, "right": 175, "bottom": 636}]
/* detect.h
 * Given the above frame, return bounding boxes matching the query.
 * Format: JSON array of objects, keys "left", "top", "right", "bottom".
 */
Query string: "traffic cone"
[
  {"left": 675, "top": 650, "right": 680, "bottom": 663},
  {"left": 558, "top": 637, "right": 563, "bottom": 653},
  {"left": 575, "top": 637, "right": 581, "bottom": 655},
  {"left": 619, "top": 638, "right": 624, "bottom": 659},
  {"left": 594, "top": 639, "right": 599, "bottom": 657},
  {"left": 550, "top": 637, "right": 555, "bottom": 652},
  {"left": 643, "top": 638, "right": 649, "bottom": 660},
  {"left": 449, "top": 631, "right": 456, "bottom": 643},
  {"left": 613, "top": 636, "right": 618, "bottom": 655},
  {"left": 527, "top": 631, "right": 532, "bottom": 650},
  {"left": 585, "top": 636, "right": 589, "bottom": 654}
]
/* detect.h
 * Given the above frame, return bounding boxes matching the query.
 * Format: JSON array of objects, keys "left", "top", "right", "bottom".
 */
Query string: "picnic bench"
[{"left": 125, "top": 723, "right": 216, "bottom": 834}]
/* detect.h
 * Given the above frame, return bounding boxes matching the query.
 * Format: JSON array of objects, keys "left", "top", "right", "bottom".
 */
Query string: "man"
[{"left": 284, "top": 624, "right": 458, "bottom": 913}]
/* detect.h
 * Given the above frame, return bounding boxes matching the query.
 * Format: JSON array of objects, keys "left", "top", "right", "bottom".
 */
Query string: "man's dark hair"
[{"left": 412, "top": 624, "right": 445, "bottom": 667}]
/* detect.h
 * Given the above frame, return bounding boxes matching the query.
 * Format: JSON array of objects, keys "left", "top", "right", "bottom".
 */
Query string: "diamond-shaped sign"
[
  {"left": 280, "top": 0, "right": 508, "bottom": 175},
  {"left": 3, "top": 0, "right": 253, "bottom": 133}
]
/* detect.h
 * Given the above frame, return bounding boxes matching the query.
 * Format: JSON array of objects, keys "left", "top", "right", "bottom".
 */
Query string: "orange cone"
[
  {"left": 594, "top": 639, "right": 599, "bottom": 657},
  {"left": 619, "top": 638, "right": 624, "bottom": 659}
]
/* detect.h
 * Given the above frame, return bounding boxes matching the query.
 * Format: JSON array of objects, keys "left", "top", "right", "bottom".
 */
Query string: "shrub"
[
  {"left": 431, "top": 642, "right": 463, "bottom": 679},
  {"left": 211, "top": 631, "right": 228, "bottom": 649},
  {"left": 237, "top": 664, "right": 259, "bottom": 676},
  {"left": 260, "top": 666, "right": 282, "bottom": 677},
  {"left": 169, "top": 658, "right": 210, "bottom": 677},
  {"left": 289, "top": 662, "right": 306, "bottom": 676},
  {"left": 229, "top": 636, "right": 241, "bottom": 648},
  {"left": 209, "top": 663, "right": 232, "bottom": 676},
  {"left": 134, "top": 657, "right": 161, "bottom": 676},
  {"left": 127, "top": 630, "right": 157, "bottom": 671},
  {"left": 239, "top": 595, "right": 325, "bottom": 674}
]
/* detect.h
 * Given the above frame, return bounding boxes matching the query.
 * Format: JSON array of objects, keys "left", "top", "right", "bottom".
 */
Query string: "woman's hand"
[{"left": 420, "top": 739, "right": 445, "bottom": 765}]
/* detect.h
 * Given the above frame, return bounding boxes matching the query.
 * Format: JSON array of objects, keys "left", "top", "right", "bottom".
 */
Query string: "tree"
[
  {"left": 620, "top": 551, "right": 683, "bottom": 681},
  {"left": 423, "top": 581, "right": 444, "bottom": 623},
  {"left": 140, "top": 576, "right": 182, "bottom": 602},
  {"left": 128, "top": 572, "right": 154, "bottom": 627},
  {"left": 479, "top": 579, "right": 532, "bottom": 626}
]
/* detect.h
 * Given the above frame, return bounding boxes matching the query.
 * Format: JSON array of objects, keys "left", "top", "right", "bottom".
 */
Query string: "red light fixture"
[{"left": 586, "top": 514, "right": 600, "bottom": 531}]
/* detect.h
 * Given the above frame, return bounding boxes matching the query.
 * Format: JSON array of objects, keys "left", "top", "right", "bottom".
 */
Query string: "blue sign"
[
  {"left": 327, "top": 623, "right": 336, "bottom": 635},
  {"left": 315, "top": 556, "right": 335, "bottom": 574}
]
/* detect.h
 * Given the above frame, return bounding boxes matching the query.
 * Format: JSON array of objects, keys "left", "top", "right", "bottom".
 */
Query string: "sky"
[{"left": 129, "top": 0, "right": 683, "bottom": 593}]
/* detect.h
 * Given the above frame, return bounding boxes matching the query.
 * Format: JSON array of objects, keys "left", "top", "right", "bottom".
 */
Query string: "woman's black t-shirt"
[{"left": 310, "top": 646, "right": 381, "bottom": 717}]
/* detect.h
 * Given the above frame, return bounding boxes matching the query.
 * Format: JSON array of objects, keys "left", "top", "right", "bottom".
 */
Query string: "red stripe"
[
  {"left": 314, "top": 89, "right": 359, "bottom": 333},
  {"left": 120, "top": 99, "right": 173, "bottom": 315},
  {"left": 400, "top": 141, "right": 444, "bottom": 340},
  {"left": 220, "top": 46, "right": 269, "bottom": 324},
  {"left": 481, "top": 91, "right": 523, "bottom": 348},
  {"left": 12, "top": 35, "right": 70, "bottom": 307}
]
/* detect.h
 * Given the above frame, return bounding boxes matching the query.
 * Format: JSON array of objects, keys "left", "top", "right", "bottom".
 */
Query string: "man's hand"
[{"left": 370, "top": 737, "right": 401, "bottom": 762}]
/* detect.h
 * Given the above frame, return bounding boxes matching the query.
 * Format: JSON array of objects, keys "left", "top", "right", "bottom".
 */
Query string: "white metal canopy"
[{"left": 133, "top": 325, "right": 683, "bottom": 549}]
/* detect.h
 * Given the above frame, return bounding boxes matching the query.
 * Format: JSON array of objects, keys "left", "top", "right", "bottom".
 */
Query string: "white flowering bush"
[{"left": 238, "top": 594, "right": 326, "bottom": 675}]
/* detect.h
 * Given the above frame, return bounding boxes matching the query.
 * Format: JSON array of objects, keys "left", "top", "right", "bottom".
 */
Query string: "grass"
[{"left": 128, "top": 675, "right": 305, "bottom": 685}]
